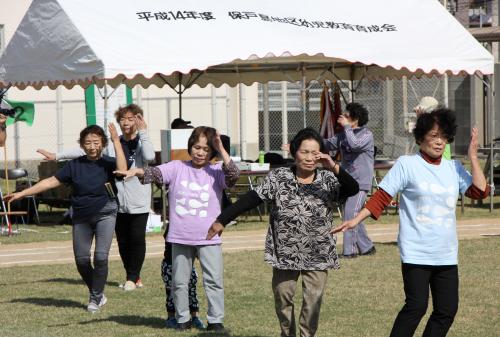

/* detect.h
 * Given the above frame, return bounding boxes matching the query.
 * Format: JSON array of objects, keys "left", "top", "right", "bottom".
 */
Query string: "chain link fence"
[{"left": 258, "top": 76, "right": 451, "bottom": 159}]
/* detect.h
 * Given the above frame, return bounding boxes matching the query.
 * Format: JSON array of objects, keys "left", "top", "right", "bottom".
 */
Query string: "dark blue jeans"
[{"left": 72, "top": 201, "right": 117, "bottom": 304}]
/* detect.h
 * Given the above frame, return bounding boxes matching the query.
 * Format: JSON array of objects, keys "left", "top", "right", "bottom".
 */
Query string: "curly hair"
[
  {"left": 345, "top": 102, "right": 369, "bottom": 127},
  {"left": 289, "top": 127, "right": 326, "bottom": 158},
  {"left": 413, "top": 108, "right": 457, "bottom": 145},
  {"left": 187, "top": 126, "right": 217, "bottom": 160},
  {"left": 78, "top": 125, "right": 108, "bottom": 148},
  {"left": 115, "top": 104, "right": 143, "bottom": 123}
]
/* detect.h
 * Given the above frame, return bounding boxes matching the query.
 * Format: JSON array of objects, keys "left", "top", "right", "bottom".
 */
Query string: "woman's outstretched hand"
[
  {"left": 331, "top": 219, "right": 358, "bottom": 234},
  {"left": 3, "top": 191, "right": 24, "bottom": 203},
  {"left": 114, "top": 168, "right": 140, "bottom": 180}
]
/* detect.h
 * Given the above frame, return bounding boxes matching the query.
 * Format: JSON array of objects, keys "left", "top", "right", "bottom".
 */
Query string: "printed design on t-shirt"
[
  {"left": 175, "top": 180, "right": 210, "bottom": 217},
  {"left": 415, "top": 181, "right": 455, "bottom": 228}
]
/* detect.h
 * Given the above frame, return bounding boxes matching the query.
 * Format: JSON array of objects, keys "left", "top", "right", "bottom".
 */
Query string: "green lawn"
[{"left": 0, "top": 238, "right": 499, "bottom": 337}]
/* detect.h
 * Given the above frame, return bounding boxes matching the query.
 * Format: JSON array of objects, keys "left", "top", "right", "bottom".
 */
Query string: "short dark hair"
[
  {"left": 345, "top": 102, "right": 369, "bottom": 127},
  {"left": 289, "top": 127, "right": 326, "bottom": 158},
  {"left": 115, "top": 104, "right": 143, "bottom": 123},
  {"left": 171, "top": 118, "right": 193, "bottom": 129},
  {"left": 187, "top": 126, "right": 217, "bottom": 159},
  {"left": 78, "top": 125, "right": 108, "bottom": 147},
  {"left": 413, "top": 108, "right": 457, "bottom": 145}
]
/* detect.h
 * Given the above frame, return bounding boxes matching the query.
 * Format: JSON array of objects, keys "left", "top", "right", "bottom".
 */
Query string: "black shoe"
[
  {"left": 206, "top": 323, "right": 226, "bottom": 332},
  {"left": 176, "top": 320, "right": 193, "bottom": 331},
  {"left": 361, "top": 246, "right": 376, "bottom": 256},
  {"left": 339, "top": 254, "right": 358, "bottom": 259}
]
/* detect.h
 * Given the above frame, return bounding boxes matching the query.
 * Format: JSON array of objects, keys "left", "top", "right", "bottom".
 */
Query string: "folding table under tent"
[{"left": 0, "top": 0, "right": 495, "bottom": 207}]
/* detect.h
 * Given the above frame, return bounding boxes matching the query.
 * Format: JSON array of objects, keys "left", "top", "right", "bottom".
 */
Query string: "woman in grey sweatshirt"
[{"left": 324, "top": 102, "right": 376, "bottom": 258}]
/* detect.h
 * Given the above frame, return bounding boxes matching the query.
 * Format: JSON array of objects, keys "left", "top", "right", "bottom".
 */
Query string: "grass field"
[{"left": 0, "top": 238, "right": 499, "bottom": 337}]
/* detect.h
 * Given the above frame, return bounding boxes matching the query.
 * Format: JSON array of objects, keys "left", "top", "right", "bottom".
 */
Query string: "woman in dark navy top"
[{"left": 5, "top": 124, "right": 127, "bottom": 313}]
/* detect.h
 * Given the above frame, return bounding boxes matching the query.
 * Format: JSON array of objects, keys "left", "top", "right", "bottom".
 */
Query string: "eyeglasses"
[{"left": 425, "top": 133, "right": 448, "bottom": 143}]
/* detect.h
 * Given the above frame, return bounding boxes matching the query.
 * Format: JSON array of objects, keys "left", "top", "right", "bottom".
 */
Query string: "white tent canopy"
[{"left": 0, "top": 0, "right": 494, "bottom": 90}]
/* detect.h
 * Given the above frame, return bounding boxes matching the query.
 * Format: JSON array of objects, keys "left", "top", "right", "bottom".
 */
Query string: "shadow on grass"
[
  {"left": 78, "top": 316, "right": 266, "bottom": 336},
  {"left": 10, "top": 297, "right": 83, "bottom": 309},
  {"left": 79, "top": 315, "right": 165, "bottom": 329},
  {"left": 191, "top": 332, "right": 267, "bottom": 337},
  {"left": 378, "top": 241, "right": 398, "bottom": 246},
  {"left": 42, "top": 277, "right": 120, "bottom": 287}
]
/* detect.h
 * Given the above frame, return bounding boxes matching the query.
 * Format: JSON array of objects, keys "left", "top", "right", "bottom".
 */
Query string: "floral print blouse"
[{"left": 254, "top": 167, "right": 342, "bottom": 270}]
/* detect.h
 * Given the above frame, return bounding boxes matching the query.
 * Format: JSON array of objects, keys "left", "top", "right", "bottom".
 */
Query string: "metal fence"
[{"left": 258, "top": 76, "right": 448, "bottom": 159}]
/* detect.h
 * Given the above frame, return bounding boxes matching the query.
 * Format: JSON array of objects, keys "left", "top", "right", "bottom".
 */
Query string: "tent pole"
[
  {"left": 444, "top": 73, "right": 449, "bottom": 108},
  {"left": 239, "top": 84, "right": 247, "bottom": 159},
  {"left": 263, "top": 83, "right": 270, "bottom": 152},
  {"left": 402, "top": 76, "right": 408, "bottom": 116},
  {"left": 103, "top": 80, "right": 108, "bottom": 132},
  {"left": 225, "top": 85, "right": 231, "bottom": 141},
  {"left": 178, "top": 73, "right": 182, "bottom": 119},
  {"left": 487, "top": 75, "right": 494, "bottom": 212},
  {"left": 301, "top": 70, "right": 307, "bottom": 128},
  {"left": 474, "top": 72, "right": 495, "bottom": 211},
  {"left": 56, "top": 86, "right": 63, "bottom": 152},
  {"left": 136, "top": 86, "right": 142, "bottom": 107},
  {"left": 211, "top": 85, "right": 217, "bottom": 128},
  {"left": 281, "top": 81, "right": 288, "bottom": 158}
]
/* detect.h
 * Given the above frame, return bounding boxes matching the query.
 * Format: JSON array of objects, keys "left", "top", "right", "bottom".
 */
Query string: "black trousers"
[
  {"left": 390, "top": 263, "right": 459, "bottom": 337},
  {"left": 115, "top": 212, "right": 149, "bottom": 283}
]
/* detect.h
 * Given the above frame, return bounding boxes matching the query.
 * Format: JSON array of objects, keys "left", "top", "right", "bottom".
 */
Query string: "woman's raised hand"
[
  {"left": 135, "top": 114, "right": 147, "bottom": 131},
  {"left": 212, "top": 131, "right": 225, "bottom": 154},
  {"left": 315, "top": 152, "right": 337, "bottom": 171},
  {"left": 108, "top": 123, "right": 120, "bottom": 142},
  {"left": 468, "top": 127, "right": 479, "bottom": 161}
]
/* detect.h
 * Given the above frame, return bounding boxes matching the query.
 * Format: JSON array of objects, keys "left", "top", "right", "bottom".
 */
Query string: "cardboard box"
[{"left": 236, "top": 162, "right": 270, "bottom": 171}]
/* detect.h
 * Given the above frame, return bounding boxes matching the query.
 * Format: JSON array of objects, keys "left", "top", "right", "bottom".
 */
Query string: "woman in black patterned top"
[{"left": 207, "top": 127, "right": 358, "bottom": 337}]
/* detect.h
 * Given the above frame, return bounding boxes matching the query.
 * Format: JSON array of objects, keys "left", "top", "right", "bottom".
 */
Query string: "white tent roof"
[{"left": 0, "top": 0, "right": 493, "bottom": 90}]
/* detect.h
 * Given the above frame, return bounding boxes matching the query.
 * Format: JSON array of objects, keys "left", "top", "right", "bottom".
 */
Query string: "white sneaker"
[
  {"left": 87, "top": 294, "right": 107, "bottom": 313},
  {"left": 122, "top": 280, "right": 137, "bottom": 291}
]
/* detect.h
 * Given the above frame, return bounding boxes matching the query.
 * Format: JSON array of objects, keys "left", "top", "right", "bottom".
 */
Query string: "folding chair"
[
  {"left": 0, "top": 168, "right": 40, "bottom": 227},
  {"left": 0, "top": 183, "right": 28, "bottom": 235}
]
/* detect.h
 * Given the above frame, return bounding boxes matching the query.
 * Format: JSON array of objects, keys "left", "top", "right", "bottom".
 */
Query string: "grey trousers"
[
  {"left": 172, "top": 243, "right": 224, "bottom": 324},
  {"left": 72, "top": 201, "right": 117, "bottom": 304},
  {"left": 342, "top": 190, "right": 374, "bottom": 255},
  {"left": 272, "top": 269, "right": 328, "bottom": 337}
]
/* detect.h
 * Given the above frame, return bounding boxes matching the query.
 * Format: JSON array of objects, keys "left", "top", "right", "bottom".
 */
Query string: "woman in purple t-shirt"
[{"left": 115, "top": 126, "right": 239, "bottom": 332}]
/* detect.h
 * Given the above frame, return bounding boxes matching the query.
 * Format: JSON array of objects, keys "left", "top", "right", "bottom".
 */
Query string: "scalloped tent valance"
[{"left": 0, "top": 0, "right": 493, "bottom": 90}]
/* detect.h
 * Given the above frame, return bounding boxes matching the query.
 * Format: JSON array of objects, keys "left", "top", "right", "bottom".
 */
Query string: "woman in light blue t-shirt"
[{"left": 334, "top": 108, "right": 489, "bottom": 337}]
